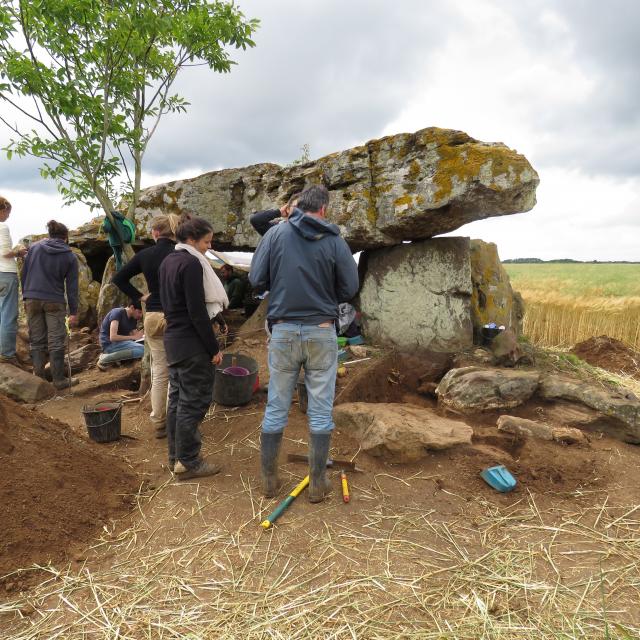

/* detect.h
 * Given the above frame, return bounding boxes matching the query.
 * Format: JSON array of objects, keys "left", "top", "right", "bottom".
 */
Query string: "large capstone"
[{"left": 66, "top": 127, "right": 538, "bottom": 254}]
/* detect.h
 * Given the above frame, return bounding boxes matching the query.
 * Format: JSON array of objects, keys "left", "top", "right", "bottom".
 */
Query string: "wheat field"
[{"left": 504, "top": 263, "right": 640, "bottom": 350}]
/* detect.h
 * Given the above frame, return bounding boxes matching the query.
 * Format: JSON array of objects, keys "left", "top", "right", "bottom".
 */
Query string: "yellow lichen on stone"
[
  {"left": 407, "top": 160, "right": 421, "bottom": 182},
  {"left": 394, "top": 194, "right": 413, "bottom": 209},
  {"left": 433, "top": 141, "right": 530, "bottom": 201}
]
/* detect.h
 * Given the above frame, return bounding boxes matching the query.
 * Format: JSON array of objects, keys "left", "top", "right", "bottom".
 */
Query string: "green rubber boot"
[
  {"left": 308, "top": 432, "right": 332, "bottom": 503},
  {"left": 261, "top": 432, "right": 283, "bottom": 498}
]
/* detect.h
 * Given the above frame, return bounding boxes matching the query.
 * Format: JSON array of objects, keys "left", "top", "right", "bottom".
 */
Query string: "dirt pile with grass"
[
  {"left": 0, "top": 394, "right": 137, "bottom": 584},
  {"left": 572, "top": 335, "right": 640, "bottom": 378}
]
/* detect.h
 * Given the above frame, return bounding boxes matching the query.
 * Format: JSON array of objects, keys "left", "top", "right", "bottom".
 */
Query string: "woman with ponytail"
[
  {"left": 158, "top": 213, "right": 227, "bottom": 480},
  {"left": 112, "top": 213, "right": 180, "bottom": 438},
  {"left": 21, "top": 220, "right": 79, "bottom": 389}
]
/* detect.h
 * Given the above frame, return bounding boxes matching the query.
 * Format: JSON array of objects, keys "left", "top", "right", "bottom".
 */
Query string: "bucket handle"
[{"left": 83, "top": 403, "right": 122, "bottom": 426}]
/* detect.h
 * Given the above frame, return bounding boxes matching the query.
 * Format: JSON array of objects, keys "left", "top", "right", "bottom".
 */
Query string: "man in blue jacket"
[{"left": 250, "top": 185, "right": 359, "bottom": 503}]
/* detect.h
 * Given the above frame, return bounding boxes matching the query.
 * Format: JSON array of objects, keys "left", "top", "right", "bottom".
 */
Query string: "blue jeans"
[
  {"left": 103, "top": 340, "right": 145, "bottom": 359},
  {"left": 262, "top": 323, "right": 338, "bottom": 435},
  {"left": 0, "top": 272, "right": 19, "bottom": 358}
]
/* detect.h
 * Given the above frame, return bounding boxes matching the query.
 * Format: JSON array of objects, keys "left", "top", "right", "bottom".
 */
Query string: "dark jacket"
[
  {"left": 249, "top": 209, "right": 359, "bottom": 325},
  {"left": 21, "top": 238, "right": 79, "bottom": 314},
  {"left": 250, "top": 208, "right": 282, "bottom": 237},
  {"left": 112, "top": 237, "right": 175, "bottom": 312},
  {"left": 223, "top": 274, "right": 247, "bottom": 309},
  {"left": 159, "top": 250, "right": 219, "bottom": 366}
]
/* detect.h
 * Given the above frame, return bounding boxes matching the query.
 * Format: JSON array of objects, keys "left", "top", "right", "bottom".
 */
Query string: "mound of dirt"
[
  {"left": 571, "top": 335, "right": 640, "bottom": 378},
  {"left": 0, "top": 394, "right": 137, "bottom": 582}
]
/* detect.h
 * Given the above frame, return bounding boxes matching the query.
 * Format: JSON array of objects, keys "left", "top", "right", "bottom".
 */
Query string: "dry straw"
[{"left": 2, "top": 473, "right": 639, "bottom": 638}]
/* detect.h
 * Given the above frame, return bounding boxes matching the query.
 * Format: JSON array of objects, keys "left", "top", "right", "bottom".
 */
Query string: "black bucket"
[
  {"left": 213, "top": 353, "right": 259, "bottom": 406},
  {"left": 82, "top": 402, "right": 122, "bottom": 443}
]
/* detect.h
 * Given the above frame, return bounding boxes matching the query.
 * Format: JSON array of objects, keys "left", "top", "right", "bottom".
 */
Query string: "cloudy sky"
[{"left": 1, "top": 0, "right": 638, "bottom": 260}]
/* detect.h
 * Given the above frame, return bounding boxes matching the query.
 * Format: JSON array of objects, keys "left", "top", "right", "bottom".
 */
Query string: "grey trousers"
[{"left": 25, "top": 299, "right": 67, "bottom": 354}]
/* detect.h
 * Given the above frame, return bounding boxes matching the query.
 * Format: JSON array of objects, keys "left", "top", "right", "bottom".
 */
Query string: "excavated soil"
[
  {"left": 572, "top": 335, "right": 640, "bottom": 378},
  {"left": 0, "top": 394, "right": 137, "bottom": 585}
]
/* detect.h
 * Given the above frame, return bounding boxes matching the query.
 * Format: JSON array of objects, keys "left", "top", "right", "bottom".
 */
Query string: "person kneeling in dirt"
[
  {"left": 250, "top": 185, "right": 359, "bottom": 503},
  {"left": 97, "top": 301, "right": 144, "bottom": 369},
  {"left": 21, "top": 220, "right": 79, "bottom": 389}
]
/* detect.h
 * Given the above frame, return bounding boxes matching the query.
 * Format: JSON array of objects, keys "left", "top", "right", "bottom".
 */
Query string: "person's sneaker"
[
  {"left": 154, "top": 426, "right": 167, "bottom": 439},
  {"left": 174, "top": 459, "right": 221, "bottom": 481}
]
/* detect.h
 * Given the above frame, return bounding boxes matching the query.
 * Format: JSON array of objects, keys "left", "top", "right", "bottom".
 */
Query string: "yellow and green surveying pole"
[{"left": 260, "top": 475, "right": 309, "bottom": 529}]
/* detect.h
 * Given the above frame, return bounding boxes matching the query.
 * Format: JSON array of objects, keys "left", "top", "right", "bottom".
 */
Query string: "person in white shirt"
[{"left": 0, "top": 196, "right": 26, "bottom": 365}]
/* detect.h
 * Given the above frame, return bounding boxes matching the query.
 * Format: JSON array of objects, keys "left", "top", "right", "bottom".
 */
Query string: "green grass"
[{"left": 504, "top": 263, "right": 640, "bottom": 299}]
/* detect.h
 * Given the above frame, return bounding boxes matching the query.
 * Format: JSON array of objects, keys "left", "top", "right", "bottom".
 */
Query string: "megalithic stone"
[{"left": 62, "top": 127, "right": 539, "bottom": 255}]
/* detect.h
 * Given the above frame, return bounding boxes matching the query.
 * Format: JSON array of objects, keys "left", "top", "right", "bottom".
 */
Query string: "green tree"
[{"left": 0, "top": 0, "right": 258, "bottom": 242}]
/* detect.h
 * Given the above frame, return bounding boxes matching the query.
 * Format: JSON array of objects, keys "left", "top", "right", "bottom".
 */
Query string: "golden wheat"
[{"left": 519, "top": 290, "right": 640, "bottom": 350}]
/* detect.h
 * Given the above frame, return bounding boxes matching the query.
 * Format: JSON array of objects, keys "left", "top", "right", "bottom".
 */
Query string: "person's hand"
[
  {"left": 68, "top": 315, "right": 79, "bottom": 327},
  {"left": 212, "top": 352, "right": 223, "bottom": 366},
  {"left": 131, "top": 329, "right": 144, "bottom": 340},
  {"left": 141, "top": 293, "right": 151, "bottom": 304},
  {"left": 279, "top": 204, "right": 291, "bottom": 219}
]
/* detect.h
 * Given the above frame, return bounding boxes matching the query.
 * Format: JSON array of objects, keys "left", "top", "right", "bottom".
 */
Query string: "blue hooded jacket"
[
  {"left": 21, "top": 238, "right": 79, "bottom": 314},
  {"left": 249, "top": 209, "right": 359, "bottom": 324}
]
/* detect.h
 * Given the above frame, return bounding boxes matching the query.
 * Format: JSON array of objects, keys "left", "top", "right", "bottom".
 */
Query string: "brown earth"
[
  {"left": 572, "top": 335, "right": 640, "bottom": 378},
  {"left": 2, "top": 337, "right": 640, "bottom": 635},
  {"left": 0, "top": 393, "right": 138, "bottom": 585}
]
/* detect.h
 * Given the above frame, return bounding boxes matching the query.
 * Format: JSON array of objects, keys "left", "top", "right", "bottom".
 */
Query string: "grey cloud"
[
  {"left": 0, "top": 153, "right": 59, "bottom": 192},
  {"left": 144, "top": 0, "right": 461, "bottom": 174},
  {"left": 498, "top": 0, "right": 640, "bottom": 176}
]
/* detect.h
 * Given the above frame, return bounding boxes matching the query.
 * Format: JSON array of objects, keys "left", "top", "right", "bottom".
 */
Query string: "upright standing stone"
[{"left": 358, "top": 237, "right": 473, "bottom": 352}]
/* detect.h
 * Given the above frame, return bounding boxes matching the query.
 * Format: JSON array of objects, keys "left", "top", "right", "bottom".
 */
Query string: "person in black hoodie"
[
  {"left": 21, "top": 220, "right": 79, "bottom": 389},
  {"left": 112, "top": 213, "right": 180, "bottom": 438},
  {"left": 249, "top": 192, "right": 300, "bottom": 237},
  {"left": 159, "top": 214, "right": 224, "bottom": 480}
]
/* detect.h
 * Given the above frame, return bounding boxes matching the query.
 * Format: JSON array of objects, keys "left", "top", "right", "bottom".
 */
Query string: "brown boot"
[{"left": 174, "top": 459, "right": 221, "bottom": 481}]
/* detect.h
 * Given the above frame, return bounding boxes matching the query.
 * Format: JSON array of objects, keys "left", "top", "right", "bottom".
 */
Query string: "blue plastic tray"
[{"left": 480, "top": 465, "right": 517, "bottom": 493}]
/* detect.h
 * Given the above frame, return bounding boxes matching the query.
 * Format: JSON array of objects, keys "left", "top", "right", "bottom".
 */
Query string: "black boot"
[
  {"left": 31, "top": 350, "right": 47, "bottom": 379},
  {"left": 261, "top": 432, "right": 283, "bottom": 498},
  {"left": 50, "top": 350, "right": 78, "bottom": 389},
  {"left": 308, "top": 432, "right": 332, "bottom": 503}
]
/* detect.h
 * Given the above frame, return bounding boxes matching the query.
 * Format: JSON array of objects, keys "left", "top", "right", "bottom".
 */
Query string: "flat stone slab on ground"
[
  {"left": 540, "top": 374, "right": 640, "bottom": 444},
  {"left": 436, "top": 366, "right": 540, "bottom": 412},
  {"left": 333, "top": 401, "right": 473, "bottom": 463}
]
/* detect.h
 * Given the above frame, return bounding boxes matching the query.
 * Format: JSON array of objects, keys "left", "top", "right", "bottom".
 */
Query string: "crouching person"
[
  {"left": 159, "top": 214, "right": 223, "bottom": 481},
  {"left": 249, "top": 185, "right": 359, "bottom": 502},
  {"left": 97, "top": 301, "right": 144, "bottom": 369},
  {"left": 21, "top": 220, "right": 79, "bottom": 389}
]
